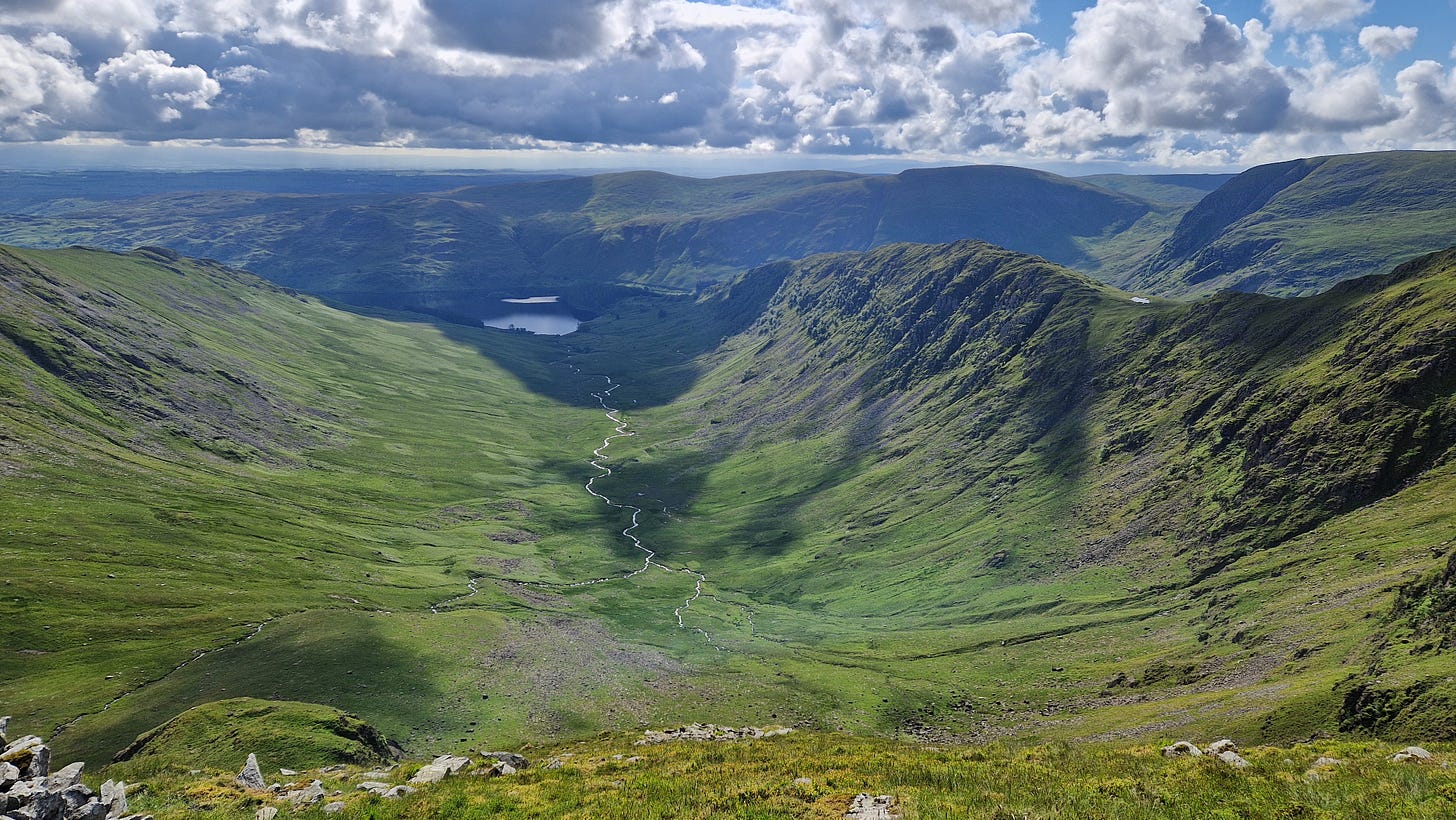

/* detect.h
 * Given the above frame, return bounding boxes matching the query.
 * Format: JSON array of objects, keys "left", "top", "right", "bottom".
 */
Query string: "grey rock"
[
  {"left": 236, "top": 755, "right": 266, "bottom": 791},
  {"left": 254, "top": 808, "right": 278, "bottom": 820},
  {"left": 355, "top": 771, "right": 391, "bottom": 781},
  {"left": 14, "top": 786, "right": 61, "bottom": 820},
  {"left": 0, "top": 716, "right": 8, "bottom": 745},
  {"left": 286, "top": 781, "right": 325, "bottom": 806},
  {"left": 277, "top": 769, "right": 297, "bottom": 777},
  {"left": 1206, "top": 739, "right": 1238, "bottom": 755},
  {"left": 845, "top": 793, "right": 900, "bottom": 819},
  {"left": 65, "top": 802, "right": 107, "bottom": 820},
  {"left": 635, "top": 724, "right": 792, "bottom": 745},
  {"left": 50, "top": 763, "right": 84, "bottom": 790},
  {"left": 1390, "top": 746, "right": 1433, "bottom": 763},
  {"left": 793, "top": 777, "right": 813, "bottom": 787},
  {"left": 99, "top": 780, "right": 127, "bottom": 818},
  {"left": 478, "top": 752, "right": 528, "bottom": 769},
  {"left": 1216, "top": 750, "right": 1250, "bottom": 769},
  {"left": 59, "top": 784, "right": 93, "bottom": 812},
  {"left": 1161, "top": 741, "right": 1202, "bottom": 758},
  {"left": 24, "top": 748, "right": 48, "bottom": 781},
  {"left": 356, "top": 782, "right": 392, "bottom": 795},
  {"left": 408, "top": 755, "right": 470, "bottom": 784},
  {"left": 383, "top": 786, "right": 415, "bottom": 799},
  {"left": 322, "top": 802, "right": 345, "bottom": 814},
  {"left": 1, "top": 762, "right": 19, "bottom": 790}
]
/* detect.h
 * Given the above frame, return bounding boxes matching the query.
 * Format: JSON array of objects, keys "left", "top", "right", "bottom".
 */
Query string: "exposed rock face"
[
  {"left": 1390, "top": 746, "right": 1433, "bottom": 764},
  {"left": 1206, "top": 739, "right": 1238, "bottom": 755},
  {"left": 0, "top": 726, "right": 150, "bottom": 820},
  {"left": 237, "top": 754, "right": 266, "bottom": 790},
  {"left": 283, "top": 780, "right": 325, "bottom": 806},
  {"left": 635, "top": 724, "right": 793, "bottom": 745}
]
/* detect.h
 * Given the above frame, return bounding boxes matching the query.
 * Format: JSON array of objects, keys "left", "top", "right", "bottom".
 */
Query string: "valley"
[{"left": 2, "top": 152, "right": 1455, "bottom": 817}]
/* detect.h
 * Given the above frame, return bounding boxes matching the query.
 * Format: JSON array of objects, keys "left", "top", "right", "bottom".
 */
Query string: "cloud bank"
[{"left": 0, "top": 0, "right": 1451, "bottom": 167}]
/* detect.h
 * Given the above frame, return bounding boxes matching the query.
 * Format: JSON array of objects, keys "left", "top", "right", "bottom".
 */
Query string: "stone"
[
  {"left": 322, "top": 802, "right": 345, "bottom": 814},
  {"left": 66, "top": 802, "right": 108, "bottom": 820},
  {"left": 14, "top": 787, "right": 61, "bottom": 820},
  {"left": 794, "top": 777, "right": 813, "bottom": 787},
  {"left": 1390, "top": 746, "right": 1433, "bottom": 764},
  {"left": 1311, "top": 757, "right": 1344, "bottom": 769},
  {"left": 0, "top": 716, "right": 8, "bottom": 745},
  {"left": 24, "top": 747, "right": 48, "bottom": 781},
  {"left": 845, "top": 793, "right": 900, "bottom": 819},
  {"left": 1206, "top": 739, "right": 1238, "bottom": 755},
  {"left": 383, "top": 786, "right": 415, "bottom": 799},
  {"left": 634, "top": 724, "right": 793, "bottom": 745},
  {"left": 254, "top": 808, "right": 278, "bottom": 820},
  {"left": 236, "top": 755, "right": 266, "bottom": 791},
  {"left": 60, "top": 784, "right": 94, "bottom": 812},
  {"left": 355, "top": 771, "right": 391, "bottom": 781},
  {"left": 355, "top": 782, "right": 392, "bottom": 795},
  {"left": 285, "top": 781, "right": 325, "bottom": 806},
  {"left": 1216, "top": 750, "right": 1250, "bottom": 769},
  {"left": 99, "top": 780, "right": 127, "bottom": 818},
  {"left": 1, "top": 762, "right": 19, "bottom": 790},
  {"left": 1161, "top": 741, "right": 1202, "bottom": 758},
  {"left": 50, "top": 763, "right": 84, "bottom": 790},
  {"left": 408, "top": 755, "right": 470, "bottom": 784},
  {"left": 478, "top": 752, "right": 528, "bottom": 769},
  {"left": 277, "top": 769, "right": 297, "bottom": 777}
]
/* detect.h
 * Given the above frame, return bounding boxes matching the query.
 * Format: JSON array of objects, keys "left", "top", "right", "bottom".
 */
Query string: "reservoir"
[{"left": 481, "top": 296, "right": 582, "bottom": 335}]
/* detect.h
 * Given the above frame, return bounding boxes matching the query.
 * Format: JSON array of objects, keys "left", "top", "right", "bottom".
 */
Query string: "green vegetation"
[
  {"left": 96, "top": 730, "right": 1456, "bottom": 819},
  {"left": 1127, "top": 151, "right": 1456, "bottom": 296}
]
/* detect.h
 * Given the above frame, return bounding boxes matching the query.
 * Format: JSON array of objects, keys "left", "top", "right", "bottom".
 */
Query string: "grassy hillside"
[
  {"left": 1124, "top": 151, "right": 1456, "bottom": 296},
  {"left": 3, "top": 236, "right": 1455, "bottom": 783}
]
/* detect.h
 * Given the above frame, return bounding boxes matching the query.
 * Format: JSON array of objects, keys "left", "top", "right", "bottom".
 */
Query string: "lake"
[{"left": 481, "top": 296, "right": 582, "bottom": 335}]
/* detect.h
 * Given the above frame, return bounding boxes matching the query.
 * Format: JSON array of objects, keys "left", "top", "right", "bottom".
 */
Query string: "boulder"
[
  {"left": 99, "top": 780, "right": 127, "bottom": 818},
  {"left": 1, "top": 762, "right": 20, "bottom": 790},
  {"left": 322, "top": 802, "right": 345, "bottom": 814},
  {"left": 236, "top": 755, "right": 266, "bottom": 791},
  {"left": 383, "top": 785, "right": 415, "bottom": 799},
  {"left": 478, "top": 752, "right": 528, "bottom": 769},
  {"left": 1206, "top": 739, "right": 1238, "bottom": 755},
  {"left": 50, "top": 763, "right": 84, "bottom": 790},
  {"left": 254, "top": 808, "right": 278, "bottom": 820},
  {"left": 1390, "top": 746, "right": 1433, "bottom": 764},
  {"left": 408, "top": 755, "right": 470, "bottom": 784},
  {"left": 0, "top": 716, "right": 8, "bottom": 745},
  {"left": 1161, "top": 741, "right": 1202, "bottom": 758},
  {"left": 285, "top": 781, "right": 325, "bottom": 806},
  {"left": 277, "top": 769, "right": 297, "bottom": 777},
  {"left": 356, "top": 782, "right": 392, "bottom": 795},
  {"left": 1216, "top": 750, "right": 1250, "bottom": 769}
]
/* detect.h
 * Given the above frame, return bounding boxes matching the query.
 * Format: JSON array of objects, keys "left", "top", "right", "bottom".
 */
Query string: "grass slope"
[{"left": 1125, "top": 151, "right": 1456, "bottom": 296}]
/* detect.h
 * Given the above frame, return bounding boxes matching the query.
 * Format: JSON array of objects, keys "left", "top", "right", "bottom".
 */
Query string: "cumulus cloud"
[
  {"left": 1358, "top": 25, "right": 1418, "bottom": 59},
  {"left": 96, "top": 49, "right": 220, "bottom": 121},
  {"left": 0, "top": 0, "right": 1450, "bottom": 167},
  {"left": 1263, "top": 0, "right": 1371, "bottom": 32}
]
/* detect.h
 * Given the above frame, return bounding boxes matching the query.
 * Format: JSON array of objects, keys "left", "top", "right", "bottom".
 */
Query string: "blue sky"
[{"left": 0, "top": 0, "right": 1452, "bottom": 173}]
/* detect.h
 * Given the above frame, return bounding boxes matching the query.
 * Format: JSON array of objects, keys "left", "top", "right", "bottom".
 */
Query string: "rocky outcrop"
[
  {"left": 845, "top": 794, "right": 899, "bottom": 819},
  {"left": 408, "top": 755, "right": 470, "bottom": 784},
  {"left": 1389, "top": 746, "right": 1433, "bottom": 764},
  {"left": 236, "top": 753, "right": 266, "bottom": 791},
  {"left": 635, "top": 724, "right": 793, "bottom": 745},
  {"left": 0, "top": 721, "right": 148, "bottom": 820}
]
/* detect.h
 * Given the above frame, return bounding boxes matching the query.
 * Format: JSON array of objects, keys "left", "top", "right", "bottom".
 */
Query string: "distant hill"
[
  {"left": 1079, "top": 173, "right": 1237, "bottom": 205},
  {"left": 1122, "top": 151, "right": 1456, "bottom": 295},
  {"left": 0, "top": 165, "right": 1154, "bottom": 312}
]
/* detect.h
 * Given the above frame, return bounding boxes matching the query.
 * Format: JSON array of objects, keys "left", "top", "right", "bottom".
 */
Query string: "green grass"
[{"left": 97, "top": 730, "right": 1456, "bottom": 819}]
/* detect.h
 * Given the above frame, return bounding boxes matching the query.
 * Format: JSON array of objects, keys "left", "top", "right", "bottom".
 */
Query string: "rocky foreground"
[{"left": 0, "top": 718, "right": 145, "bottom": 820}]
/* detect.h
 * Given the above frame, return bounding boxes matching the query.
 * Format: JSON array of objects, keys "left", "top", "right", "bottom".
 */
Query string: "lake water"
[{"left": 481, "top": 296, "right": 581, "bottom": 335}]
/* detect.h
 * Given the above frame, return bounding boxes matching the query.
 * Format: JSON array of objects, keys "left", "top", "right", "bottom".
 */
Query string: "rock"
[
  {"left": 1161, "top": 741, "right": 1202, "bottom": 757},
  {"left": 480, "top": 761, "right": 517, "bottom": 778},
  {"left": 1, "top": 762, "right": 19, "bottom": 790},
  {"left": 277, "top": 769, "right": 297, "bottom": 777},
  {"left": 1206, "top": 739, "right": 1238, "bottom": 755},
  {"left": 1216, "top": 750, "right": 1250, "bottom": 769},
  {"left": 1305, "top": 757, "right": 1345, "bottom": 781},
  {"left": 254, "top": 808, "right": 278, "bottom": 820},
  {"left": 845, "top": 793, "right": 900, "bottom": 819},
  {"left": 383, "top": 785, "right": 415, "bottom": 799},
  {"left": 635, "top": 724, "right": 793, "bottom": 745},
  {"left": 478, "top": 752, "right": 528, "bottom": 769},
  {"left": 544, "top": 758, "right": 566, "bottom": 770},
  {"left": 0, "top": 716, "right": 8, "bottom": 745},
  {"left": 794, "top": 777, "right": 813, "bottom": 787},
  {"left": 408, "top": 755, "right": 470, "bottom": 784},
  {"left": 355, "top": 771, "right": 391, "bottom": 781},
  {"left": 322, "top": 802, "right": 345, "bottom": 814},
  {"left": 285, "top": 781, "right": 325, "bottom": 806},
  {"left": 99, "top": 780, "right": 128, "bottom": 818},
  {"left": 50, "top": 763, "right": 84, "bottom": 790},
  {"left": 1390, "top": 746, "right": 1433, "bottom": 763},
  {"left": 236, "top": 754, "right": 266, "bottom": 791},
  {"left": 67, "top": 802, "right": 109, "bottom": 820},
  {"left": 356, "top": 782, "right": 392, "bottom": 795},
  {"left": 2, "top": 737, "right": 48, "bottom": 779}
]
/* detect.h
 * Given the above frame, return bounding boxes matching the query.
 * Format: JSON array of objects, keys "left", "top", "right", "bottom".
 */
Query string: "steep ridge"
[
  {"left": 1125, "top": 151, "right": 1456, "bottom": 296},
  {"left": 598, "top": 240, "right": 1456, "bottom": 740}
]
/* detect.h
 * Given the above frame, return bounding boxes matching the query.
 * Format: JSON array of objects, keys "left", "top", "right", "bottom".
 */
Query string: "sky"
[{"left": 0, "top": 0, "right": 1453, "bottom": 174}]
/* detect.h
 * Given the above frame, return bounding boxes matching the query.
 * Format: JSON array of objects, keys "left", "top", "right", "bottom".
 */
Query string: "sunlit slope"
[
  {"left": 0, "top": 244, "right": 721, "bottom": 764},
  {"left": 593, "top": 240, "right": 1456, "bottom": 741},
  {"left": 1125, "top": 151, "right": 1456, "bottom": 296}
]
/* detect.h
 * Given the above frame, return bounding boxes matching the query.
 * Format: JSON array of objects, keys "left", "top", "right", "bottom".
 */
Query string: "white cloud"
[
  {"left": 1358, "top": 25, "right": 1418, "bottom": 59},
  {"left": 96, "top": 49, "right": 221, "bottom": 121},
  {"left": 1263, "top": 0, "right": 1371, "bottom": 32},
  {"left": 658, "top": 90, "right": 678, "bottom": 103},
  {"left": 0, "top": 32, "right": 94, "bottom": 138}
]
